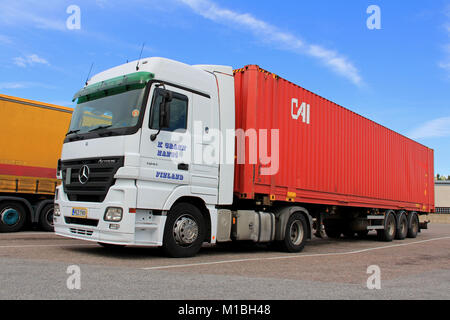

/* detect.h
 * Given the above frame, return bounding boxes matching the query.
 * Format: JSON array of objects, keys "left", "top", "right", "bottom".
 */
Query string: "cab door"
[{"left": 137, "top": 85, "right": 192, "bottom": 210}]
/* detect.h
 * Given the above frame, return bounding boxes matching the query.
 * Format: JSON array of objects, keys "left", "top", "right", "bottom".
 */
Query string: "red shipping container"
[{"left": 233, "top": 65, "right": 434, "bottom": 213}]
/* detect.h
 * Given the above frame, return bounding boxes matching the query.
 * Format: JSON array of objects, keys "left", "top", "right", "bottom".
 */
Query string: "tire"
[
  {"left": 39, "top": 203, "right": 55, "bottom": 232},
  {"left": 279, "top": 213, "right": 307, "bottom": 253},
  {"left": 407, "top": 212, "right": 419, "bottom": 238},
  {"left": 395, "top": 212, "right": 408, "bottom": 240},
  {"left": 0, "top": 202, "right": 27, "bottom": 233},
  {"left": 162, "top": 203, "right": 206, "bottom": 258},
  {"left": 377, "top": 211, "right": 396, "bottom": 242}
]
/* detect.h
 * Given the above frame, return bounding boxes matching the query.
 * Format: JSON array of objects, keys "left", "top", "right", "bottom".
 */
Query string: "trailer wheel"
[
  {"left": 280, "top": 213, "right": 307, "bottom": 253},
  {"left": 39, "top": 203, "right": 55, "bottom": 232},
  {"left": 0, "top": 202, "right": 27, "bottom": 233},
  {"left": 395, "top": 212, "right": 408, "bottom": 240},
  {"left": 163, "top": 203, "right": 205, "bottom": 258},
  {"left": 377, "top": 211, "right": 396, "bottom": 242},
  {"left": 407, "top": 212, "right": 419, "bottom": 238}
]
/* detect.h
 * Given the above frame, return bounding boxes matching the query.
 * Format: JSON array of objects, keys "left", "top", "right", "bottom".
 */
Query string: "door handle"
[{"left": 178, "top": 163, "right": 189, "bottom": 171}]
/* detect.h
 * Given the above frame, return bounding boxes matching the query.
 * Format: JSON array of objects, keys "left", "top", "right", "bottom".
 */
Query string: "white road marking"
[
  {"left": 141, "top": 236, "right": 450, "bottom": 271},
  {"left": 0, "top": 244, "right": 97, "bottom": 249},
  {"left": 0, "top": 232, "right": 52, "bottom": 236}
]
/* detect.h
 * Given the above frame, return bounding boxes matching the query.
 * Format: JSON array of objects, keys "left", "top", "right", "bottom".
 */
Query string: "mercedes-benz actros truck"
[{"left": 54, "top": 57, "right": 433, "bottom": 257}]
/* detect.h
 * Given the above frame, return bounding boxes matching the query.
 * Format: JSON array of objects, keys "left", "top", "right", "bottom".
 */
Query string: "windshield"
[{"left": 69, "top": 88, "right": 146, "bottom": 134}]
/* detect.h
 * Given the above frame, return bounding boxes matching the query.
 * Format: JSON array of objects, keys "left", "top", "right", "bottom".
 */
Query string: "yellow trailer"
[{"left": 0, "top": 94, "right": 72, "bottom": 232}]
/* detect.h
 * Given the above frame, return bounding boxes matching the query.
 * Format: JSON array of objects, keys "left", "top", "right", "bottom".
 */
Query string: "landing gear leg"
[{"left": 314, "top": 212, "right": 327, "bottom": 238}]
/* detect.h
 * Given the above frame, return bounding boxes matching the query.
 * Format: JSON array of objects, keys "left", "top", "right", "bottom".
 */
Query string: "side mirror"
[{"left": 159, "top": 91, "right": 172, "bottom": 129}]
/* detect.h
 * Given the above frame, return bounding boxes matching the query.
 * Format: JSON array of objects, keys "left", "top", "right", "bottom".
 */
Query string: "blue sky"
[{"left": 0, "top": 0, "right": 449, "bottom": 175}]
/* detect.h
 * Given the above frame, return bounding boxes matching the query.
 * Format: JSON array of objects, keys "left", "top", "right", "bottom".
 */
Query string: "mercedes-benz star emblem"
[{"left": 78, "top": 165, "right": 90, "bottom": 184}]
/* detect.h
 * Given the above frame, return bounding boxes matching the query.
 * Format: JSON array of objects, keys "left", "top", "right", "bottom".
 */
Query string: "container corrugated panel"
[{"left": 233, "top": 65, "right": 435, "bottom": 213}]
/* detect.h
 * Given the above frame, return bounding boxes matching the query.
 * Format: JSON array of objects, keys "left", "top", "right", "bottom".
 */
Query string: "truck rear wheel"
[
  {"left": 395, "top": 212, "right": 408, "bottom": 240},
  {"left": 280, "top": 213, "right": 307, "bottom": 253},
  {"left": 0, "top": 202, "right": 27, "bottom": 233},
  {"left": 163, "top": 203, "right": 206, "bottom": 258},
  {"left": 407, "top": 212, "right": 419, "bottom": 238},
  {"left": 39, "top": 203, "right": 55, "bottom": 232},
  {"left": 377, "top": 211, "right": 396, "bottom": 242}
]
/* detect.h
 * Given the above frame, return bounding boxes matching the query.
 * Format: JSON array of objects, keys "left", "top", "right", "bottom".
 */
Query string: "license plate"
[{"left": 72, "top": 207, "right": 88, "bottom": 219}]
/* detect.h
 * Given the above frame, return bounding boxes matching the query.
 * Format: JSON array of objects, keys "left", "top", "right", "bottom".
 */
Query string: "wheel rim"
[
  {"left": 411, "top": 216, "right": 419, "bottom": 234},
  {"left": 1, "top": 208, "right": 20, "bottom": 226},
  {"left": 290, "top": 220, "right": 304, "bottom": 246},
  {"left": 173, "top": 214, "right": 199, "bottom": 247},
  {"left": 387, "top": 216, "right": 395, "bottom": 236},
  {"left": 45, "top": 208, "right": 54, "bottom": 227},
  {"left": 400, "top": 218, "right": 407, "bottom": 235}
]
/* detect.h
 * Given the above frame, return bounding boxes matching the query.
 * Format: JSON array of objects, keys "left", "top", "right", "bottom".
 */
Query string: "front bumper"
[{"left": 53, "top": 181, "right": 166, "bottom": 246}]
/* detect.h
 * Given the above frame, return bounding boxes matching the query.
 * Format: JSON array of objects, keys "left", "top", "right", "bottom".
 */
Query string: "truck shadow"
[{"left": 63, "top": 233, "right": 381, "bottom": 260}]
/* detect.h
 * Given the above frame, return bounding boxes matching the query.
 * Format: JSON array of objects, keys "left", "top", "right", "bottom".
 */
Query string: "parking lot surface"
[{"left": 0, "top": 224, "right": 449, "bottom": 300}]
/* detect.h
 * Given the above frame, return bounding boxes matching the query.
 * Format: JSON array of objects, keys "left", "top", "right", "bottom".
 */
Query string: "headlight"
[
  {"left": 104, "top": 207, "right": 123, "bottom": 222},
  {"left": 54, "top": 204, "right": 61, "bottom": 216}
]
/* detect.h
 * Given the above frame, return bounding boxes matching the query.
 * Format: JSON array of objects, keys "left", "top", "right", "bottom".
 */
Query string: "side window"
[{"left": 150, "top": 89, "right": 188, "bottom": 132}]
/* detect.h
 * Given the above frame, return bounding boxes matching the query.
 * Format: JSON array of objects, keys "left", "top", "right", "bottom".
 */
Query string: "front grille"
[
  {"left": 62, "top": 156, "right": 124, "bottom": 203},
  {"left": 70, "top": 228, "right": 94, "bottom": 236},
  {"left": 65, "top": 217, "right": 99, "bottom": 227}
]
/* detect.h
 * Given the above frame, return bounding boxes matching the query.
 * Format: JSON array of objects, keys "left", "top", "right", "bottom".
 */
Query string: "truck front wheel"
[
  {"left": 163, "top": 203, "right": 206, "bottom": 258},
  {"left": 39, "top": 203, "right": 55, "bottom": 232}
]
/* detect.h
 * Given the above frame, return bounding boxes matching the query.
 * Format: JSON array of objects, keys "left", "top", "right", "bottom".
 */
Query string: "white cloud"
[
  {"left": 439, "top": 62, "right": 450, "bottom": 72},
  {"left": 13, "top": 54, "right": 50, "bottom": 68},
  {"left": 0, "top": 82, "right": 28, "bottom": 89},
  {"left": 0, "top": 82, "right": 55, "bottom": 90},
  {"left": 179, "top": 0, "right": 363, "bottom": 85},
  {"left": 0, "top": 1, "right": 66, "bottom": 31},
  {"left": 409, "top": 117, "right": 450, "bottom": 139},
  {"left": 0, "top": 34, "right": 12, "bottom": 45},
  {"left": 95, "top": 0, "right": 108, "bottom": 8}
]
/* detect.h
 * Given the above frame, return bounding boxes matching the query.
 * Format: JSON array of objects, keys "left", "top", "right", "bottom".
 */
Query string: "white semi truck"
[
  {"left": 55, "top": 58, "right": 241, "bottom": 257},
  {"left": 54, "top": 57, "right": 431, "bottom": 257}
]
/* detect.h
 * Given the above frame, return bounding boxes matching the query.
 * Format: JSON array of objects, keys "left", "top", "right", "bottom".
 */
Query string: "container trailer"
[
  {"left": 0, "top": 94, "right": 72, "bottom": 232},
  {"left": 54, "top": 58, "right": 433, "bottom": 257}
]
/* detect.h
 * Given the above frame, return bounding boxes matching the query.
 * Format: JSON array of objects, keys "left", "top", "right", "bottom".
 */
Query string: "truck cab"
[{"left": 54, "top": 57, "right": 236, "bottom": 256}]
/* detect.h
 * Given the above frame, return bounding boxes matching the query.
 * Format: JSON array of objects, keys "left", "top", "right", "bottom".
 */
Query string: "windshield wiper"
[
  {"left": 66, "top": 129, "right": 80, "bottom": 136},
  {"left": 88, "top": 125, "right": 112, "bottom": 132}
]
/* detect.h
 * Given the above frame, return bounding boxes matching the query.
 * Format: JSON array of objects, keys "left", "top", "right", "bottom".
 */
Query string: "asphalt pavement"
[{"left": 0, "top": 224, "right": 449, "bottom": 300}]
